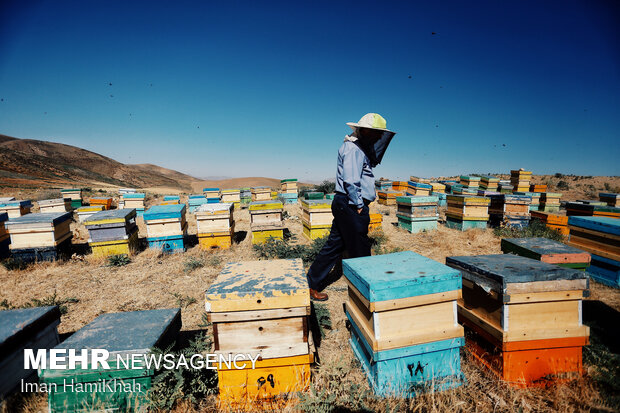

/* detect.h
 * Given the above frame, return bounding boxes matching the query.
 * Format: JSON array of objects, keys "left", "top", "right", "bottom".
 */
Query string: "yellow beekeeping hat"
[{"left": 346, "top": 113, "right": 392, "bottom": 132}]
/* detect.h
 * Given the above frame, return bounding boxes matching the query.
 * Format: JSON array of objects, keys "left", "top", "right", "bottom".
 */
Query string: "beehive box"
[
  {"left": 409, "top": 176, "right": 431, "bottom": 184},
  {"left": 391, "top": 181, "right": 409, "bottom": 192},
  {"left": 221, "top": 189, "right": 241, "bottom": 207},
  {"left": 406, "top": 181, "right": 432, "bottom": 196},
  {"left": 566, "top": 202, "right": 620, "bottom": 219},
  {"left": 0, "top": 212, "right": 9, "bottom": 258},
  {"left": 488, "top": 194, "right": 531, "bottom": 228},
  {"left": 118, "top": 188, "right": 136, "bottom": 195},
  {"left": 576, "top": 199, "right": 607, "bottom": 206},
  {"left": 301, "top": 199, "right": 332, "bottom": 240},
  {"left": 430, "top": 182, "right": 446, "bottom": 194},
  {"left": 599, "top": 192, "right": 619, "bottom": 207},
  {"left": 160, "top": 195, "right": 180, "bottom": 205},
  {"left": 498, "top": 182, "right": 514, "bottom": 194},
  {"left": 249, "top": 201, "right": 284, "bottom": 244},
  {"left": 280, "top": 179, "right": 298, "bottom": 193},
  {"left": 445, "top": 195, "right": 490, "bottom": 231},
  {"left": 530, "top": 184, "right": 547, "bottom": 193},
  {"left": 510, "top": 170, "right": 532, "bottom": 192},
  {"left": 0, "top": 306, "right": 61, "bottom": 399},
  {"left": 38, "top": 198, "right": 72, "bottom": 213},
  {"left": 5, "top": 212, "right": 72, "bottom": 251},
  {"left": 188, "top": 196, "right": 210, "bottom": 212},
  {"left": 325, "top": 193, "right": 335, "bottom": 200},
  {"left": 143, "top": 204, "right": 187, "bottom": 253},
  {"left": 452, "top": 186, "right": 478, "bottom": 195},
  {"left": 514, "top": 191, "right": 541, "bottom": 211},
  {"left": 588, "top": 254, "right": 620, "bottom": 288},
  {"left": 369, "top": 213, "right": 382, "bottom": 232},
  {"left": 60, "top": 188, "right": 83, "bottom": 208},
  {"left": 530, "top": 210, "right": 569, "bottom": 235},
  {"left": 196, "top": 203, "right": 234, "bottom": 249},
  {"left": 304, "top": 192, "right": 324, "bottom": 200},
  {"left": 0, "top": 199, "right": 33, "bottom": 218},
  {"left": 460, "top": 175, "right": 481, "bottom": 189},
  {"left": 84, "top": 209, "right": 139, "bottom": 258},
  {"left": 375, "top": 180, "right": 393, "bottom": 190},
  {"left": 251, "top": 187, "right": 271, "bottom": 202},
  {"left": 39, "top": 308, "right": 181, "bottom": 413},
  {"left": 377, "top": 190, "right": 402, "bottom": 206},
  {"left": 501, "top": 237, "right": 591, "bottom": 270},
  {"left": 446, "top": 254, "right": 589, "bottom": 387},
  {"left": 396, "top": 196, "right": 438, "bottom": 233},
  {"left": 203, "top": 187, "right": 221, "bottom": 200},
  {"left": 205, "top": 259, "right": 312, "bottom": 407},
  {"left": 343, "top": 252, "right": 464, "bottom": 396},
  {"left": 88, "top": 196, "right": 113, "bottom": 210},
  {"left": 539, "top": 192, "right": 562, "bottom": 212},
  {"left": 279, "top": 192, "right": 298, "bottom": 204},
  {"left": 480, "top": 176, "right": 500, "bottom": 191},
  {"left": 121, "top": 193, "right": 146, "bottom": 216},
  {"left": 76, "top": 205, "right": 105, "bottom": 222}
]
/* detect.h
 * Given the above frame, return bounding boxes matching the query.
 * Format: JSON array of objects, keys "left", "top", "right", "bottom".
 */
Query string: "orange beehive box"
[
  {"left": 530, "top": 210, "right": 569, "bottom": 236},
  {"left": 89, "top": 197, "right": 113, "bottom": 210},
  {"left": 529, "top": 184, "right": 547, "bottom": 193}
]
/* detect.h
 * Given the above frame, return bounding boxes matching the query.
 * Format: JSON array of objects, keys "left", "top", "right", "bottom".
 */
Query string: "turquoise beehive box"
[
  {"left": 143, "top": 204, "right": 187, "bottom": 253},
  {"left": 343, "top": 251, "right": 464, "bottom": 397}
]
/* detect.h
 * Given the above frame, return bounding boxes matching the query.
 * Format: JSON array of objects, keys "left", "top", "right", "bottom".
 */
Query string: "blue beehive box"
[
  {"left": 143, "top": 204, "right": 187, "bottom": 253},
  {"left": 188, "top": 197, "right": 210, "bottom": 212},
  {"left": 163, "top": 195, "right": 180, "bottom": 201},
  {"left": 343, "top": 251, "right": 464, "bottom": 397},
  {"left": 189, "top": 194, "right": 205, "bottom": 199},
  {"left": 279, "top": 193, "right": 298, "bottom": 204}
]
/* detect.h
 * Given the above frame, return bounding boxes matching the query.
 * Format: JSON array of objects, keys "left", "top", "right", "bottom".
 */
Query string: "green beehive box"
[{"left": 39, "top": 308, "right": 181, "bottom": 412}]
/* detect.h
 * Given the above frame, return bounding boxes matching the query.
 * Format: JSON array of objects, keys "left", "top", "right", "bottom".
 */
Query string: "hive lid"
[
  {"left": 0, "top": 199, "right": 33, "bottom": 208},
  {"left": 407, "top": 181, "right": 432, "bottom": 189},
  {"left": 396, "top": 195, "right": 438, "bottom": 204},
  {"left": 0, "top": 306, "right": 61, "bottom": 355},
  {"left": 77, "top": 205, "right": 105, "bottom": 212},
  {"left": 84, "top": 208, "right": 136, "bottom": 224},
  {"left": 143, "top": 204, "right": 186, "bottom": 220},
  {"left": 249, "top": 200, "right": 283, "bottom": 210},
  {"left": 163, "top": 195, "right": 180, "bottom": 201},
  {"left": 221, "top": 189, "right": 240, "bottom": 193},
  {"left": 60, "top": 188, "right": 81, "bottom": 192},
  {"left": 205, "top": 258, "right": 308, "bottom": 312},
  {"left": 280, "top": 178, "right": 297, "bottom": 183},
  {"left": 38, "top": 198, "right": 70, "bottom": 205},
  {"left": 501, "top": 237, "right": 591, "bottom": 258},
  {"left": 343, "top": 251, "right": 461, "bottom": 303},
  {"left": 459, "top": 175, "right": 481, "bottom": 181},
  {"left": 122, "top": 193, "right": 145, "bottom": 199},
  {"left": 568, "top": 216, "right": 620, "bottom": 235},
  {"left": 445, "top": 254, "right": 588, "bottom": 295},
  {"left": 5, "top": 212, "right": 71, "bottom": 226},
  {"left": 304, "top": 192, "right": 324, "bottom": 199},
  {"left": 599, "top": 192, "right": 619, "bottom": 199},
  {"left": 301, "top": 199, "right": 332, "bottom": 208},
  {"left": 90, "top": 197, "right": 112, "bottom": 201},
  {"left": 196, "top": 203, "right": 233, "bottom": 213},
  {"left": 189, "top": 194, "right": 205, "bottom": 199}
]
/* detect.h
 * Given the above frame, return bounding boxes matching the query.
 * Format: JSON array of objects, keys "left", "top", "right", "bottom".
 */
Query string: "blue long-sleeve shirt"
[{"left": 335, "top": 140, "right": 376, "bottom": 208}]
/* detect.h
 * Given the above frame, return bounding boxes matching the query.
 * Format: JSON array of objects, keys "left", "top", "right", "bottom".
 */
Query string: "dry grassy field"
[{"left": 1, "top": 189, "right": 619, "bottom": 413}]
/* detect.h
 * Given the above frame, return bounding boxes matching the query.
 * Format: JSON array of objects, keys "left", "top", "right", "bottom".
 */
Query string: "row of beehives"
[{"left": 1, "top": 244, "right": 595, "bottom": 411}]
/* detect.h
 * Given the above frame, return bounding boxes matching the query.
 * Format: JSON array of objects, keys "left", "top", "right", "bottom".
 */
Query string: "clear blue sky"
[{"left": 1, "top": 0, "right": 618, "bottom": 181}]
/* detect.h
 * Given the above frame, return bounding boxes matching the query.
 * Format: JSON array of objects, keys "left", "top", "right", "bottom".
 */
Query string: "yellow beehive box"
[
  {"left": 369, "top": 213, "right": 383, "bottom": 231},
  {"left": 249, "top": 201, "right": 283, "bottom": 228},
  {"left": 198, "top": 231, "right": 234, "bottom": 250},
  {"left": 89, "top": 197, "right": 113, "bottom": 210},
  {"left": 90, "top": 231, "right": 139, "bottom": 258},
  {"left": 251, "top": 187, "right": 272, "bottom": 202},
  {"left": 252, "top": 229, "right": 284, "bottom": 244},
  {"left": 430, "top": 182, "right": 446, "bottom": 194},
  {"left": 38, "top": 198, "right": 72, "bottom": 213},
  {"left": 221, "top": 189, "right": 241, "bottom": 206}
]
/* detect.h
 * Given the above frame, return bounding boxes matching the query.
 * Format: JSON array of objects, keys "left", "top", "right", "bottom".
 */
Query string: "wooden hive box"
[
  {"left": 409, "top": 176, "right": 431, "bottom": 183},
  {"left": 196, "top": 203, "right": 234, "bottom": 249},
  {"left": 446, "top": 254, "right": 589, "bottom": 387},
  {"left": 391, "top": 181, "right": 409, "bottom": 192},
  {"left": 436, "top": 192, "right": 447, "bottom": 207},
  {"left": 530, "top": 210, "right": 569, "bottom": 235},
  {"left": 368, "top": 213, "right": 382, "bottom": 232},
  {"left": 459, "top": 175, "right": 481, "bottom": 188},
  {"left": 488, "top": 194, "right": 531, "bottom": 228},
  {"left": 480, "top": 176, "right": 500, "bottom": 190},
  {"left": 89, "top": 196, "right": 113, "bottom": 210},
  {"left": 60, "top": 188, "right": 82, "bottom": 208},
  {"left": 250, "top": 187, "right": 271, "bottom": 202},
  {"left": 121, "top": 193, "right": 145, "bottom": 216},
  {"left": 5, "top": 213, "right": 73, "bottom": 262},
  {"left": 38, "top": 198, "right": 72, "bottom": 213},
  {"left": 452, "top": 186, "right": 478, "bottom": 195},
  {"left": 301, "top": 199, "right": 332, "bottom": 240},
  {"left": 566, "top": 202, "right": 620, "bottom": 219},
  {"left": 501, "top": 237, "right": 591, "bottom": 270},
  {"left": 599, "top": 192, "right": 619, "bottom": 207},
  {"left": 304, "top": 191, "right": 324, "bottom": 200},
  {"left": 445, "top": 195, "right": 490, "bottom": 231},
  {"left": 188, "top": 196, "right": 210, "bottom": 213},
  {"left": 375, "top": 180, "right": 393, "bottom": 191},
  {"left": 406, "top": 181, "right": 432, "bottom": 196},
  {"left": 221, "top": 189, "right": 241, "bottom": 207},
  {"left": 279, "top": 192, "right": 299, "bottom": 204},
  {"left": 84, "top": 209, "right": 139, "bottom": 257},
  {"left": 205, "top": 259, "right": 312, "bottom": 407},
  {"left": 249, "top": 200, "right": 284, "bottom": 244},
  {"left": 396, "top": 196, "right": 438, "bottom": 233},
  {"left": 1, "top": 306, "right": 61, "bottom": 399},
  {"left": 539, "top": 192, "right": 562, "bottom": 212},
  {"left": 498, "top": 183, "right": 514, "bottom": 194},
  {"left": 430, "top": 182, "right": 446, "bottom": 194},
  {"left": 39, "top": 308, "right": 181, "bottom": 413},
  {"left": 0, "top": 199, "right": 33, "bottom": 218},
  {"left": 530, "top": 184, "right": 547, "bottom": 193},
  {"left": 514, "top": 191, "right": 541, "bottom": 211},
  {"left": 203, "top": 187, "right": 221, "bottom": 200},
  {"left": 118, "top": 188, "right": 136, "bottom": 195},
  {"left": 509, "top": 170, "right": 532, "bottom": 191},
  {"left": 280, "top": 179, "right": 298, "bottom": 193},
  {"left": 377, "top": 190, "right": 402, "bottom": 206},
  {"left": 76, "top": 205, "right": 105, "bottom": 222},
  {"left": 160, "top": 195, "right": 180, "bottom": 205},
  {"left": 0, "top": 212, "right": 9, "bottom": 258},
  {"left": 143, "top": 204, "right": 187, "bottom": 253},
  {"left": 576, "top": 199, "right": 607, "bottom": 206},
  {"left": 343, "top": 251, "right": 464, "bottom": 396},
  {"left": 478, "top": 190, "right": 501, "bottom": 197}
]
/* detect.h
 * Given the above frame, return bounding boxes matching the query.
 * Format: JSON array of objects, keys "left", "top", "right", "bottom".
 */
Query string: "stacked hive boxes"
[
  {"left": 488, "top": 194, "right": 531, "bottom": 228},
  {"left": 84, "top": 209, "right": 139, "bottom": 258},
  {"left": 5, "top": 212, "right": 73, "bottom": 263},
  {"left": 460, "top": 175, "right": 481, "bottom": 190},
  {"left": 477, "top": 190, "right": 500, "bottom": 197},
  {"left": 0, "top": 306, "right": 61, "bottom": 399},
  {"left": 501, "top": 237, "right": 591, "bottom": 271},
  {"left": 38, "top": 198, "right": 71, "bottom": 213},
  {"left": 121, "top": 193, "right": 146, "bottom": 216},
  {"left": 280, "top": 179, "right": 298, "bottom": 204},
  {"left": 195, "top": 203, "right": 234, "bottom": 250},
  {"left": 221, "top": 189, "right": 241, "bottom": 208},
  {"left": 304, "top": 192, "right": 324, "bottom": 200},
  {"left": 205, "top": 259, "right": 313, "bottom": 409},
  {"left": 240, "top": 188, "right": 252, "bottom": 205},
  {"left": 530, "top": 210, "right": 569, "bottom": 236},
  {"left": 76, "top": 205, "right": 104, "bottom": 222},
  {"left": 143, "top": 204, "right": 187, "bottom": 253},
  {"left": 396, "top": 195, "right": 439, "bottom": 233},
  {"left": 480, "top": 176, "right": 500, "bottom": 191},
  {"left": 440, "top": 180, "right": 458, "bottom": 194},
  {"left": 249, "top": 200, "right": 284, "bottom": 244},
  {"left": 530, "top": 184, "right": 547, "bottom": 193},
  {"left": 566, "top": 202, "right": 620, "bottom": 219},
  {"left": 430, "top": 182, "right": 447, "bottom": 207},
  {"left": 0, "top": 199, "right": 32, "bottom": 218},
  {"left": 445, "top": 195, "right": 490, "bottom": 231},
  {"left": 301, "top": 198, "right": 332, "bottom": 240},
  {"left": 409, "top": 176, "right": 431, "bottom": 184},
  {"left": 375, "top": 180, "right": 393, "bottom": 191},
  {"left": 60, "top": 188, "right": 82, "bottom": 209},
  {"left": 452, "top": 186, "right": 478, "bottom": 195},
  {"left": 369, "top": 213, "right": 383, "bottom": 232},
  {"left": 514, "top": 191, "right": 540, "bottom": 211},
  {"left": 89, "top": 196, "right": 113, "bottom": 210},
  {"left": 539, "top": 192, "right": 562, "bottom": 212},
  {"left": 377, "top": 190, "right": 402, "bottom": 206},
  {"left": 510, "top": 170, "right": 532, "bottom": 192},
  {"left": 391, "top": 181, "right": 409, "bottom": 192},
  {"left": 407, "top": 181, "right": 432, "bottom": 196},
  {"left": 161, "top": 195, "right": 180, "bottom": 205},
  {"left": 344, "top": 251, "right": 464, "bottom": 397},
  {"left": 498, "top": 181, "right": 514, "bottom": 194},
  {"left": 0, "top": 212, "right": 9, "bottom": 258},
  {"left": 39, "top": 309, "right": 181, "bottom": 413},
  {"left": 204, "top": 188, "right": 221, "bottom": 203},
  {"left": 251, "top": 186, "right": 271, "bottom": 202},
  {"left": 599, "top": 192, "right": 619, "bottom": 207},
  {"left": 568, "top": 216, "right": 620, "bottom": 288},
  {"left": 448, "top": 254, "right": 590, "bottom": 387},
  {"left": 188, "top": 194, "right": 210, "bottom": 212}
]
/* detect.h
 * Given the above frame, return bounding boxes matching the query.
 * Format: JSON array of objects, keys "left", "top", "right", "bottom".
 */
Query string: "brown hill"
[
  {"left": 191, "top": 177, "right": 314, "bottom": 192},
  {"left": 0, "top": 134, "right": 199, "bottom": 190}
]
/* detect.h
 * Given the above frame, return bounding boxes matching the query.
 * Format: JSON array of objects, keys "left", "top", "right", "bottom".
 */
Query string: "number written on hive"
[{"left": 257, "top": 374, "right": 275, "bottom": 389}]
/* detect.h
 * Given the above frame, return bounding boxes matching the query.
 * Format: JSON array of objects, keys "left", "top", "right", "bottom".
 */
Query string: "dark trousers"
[{"left": 307, "top": 193, "right": 371, "bottom": 291}]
